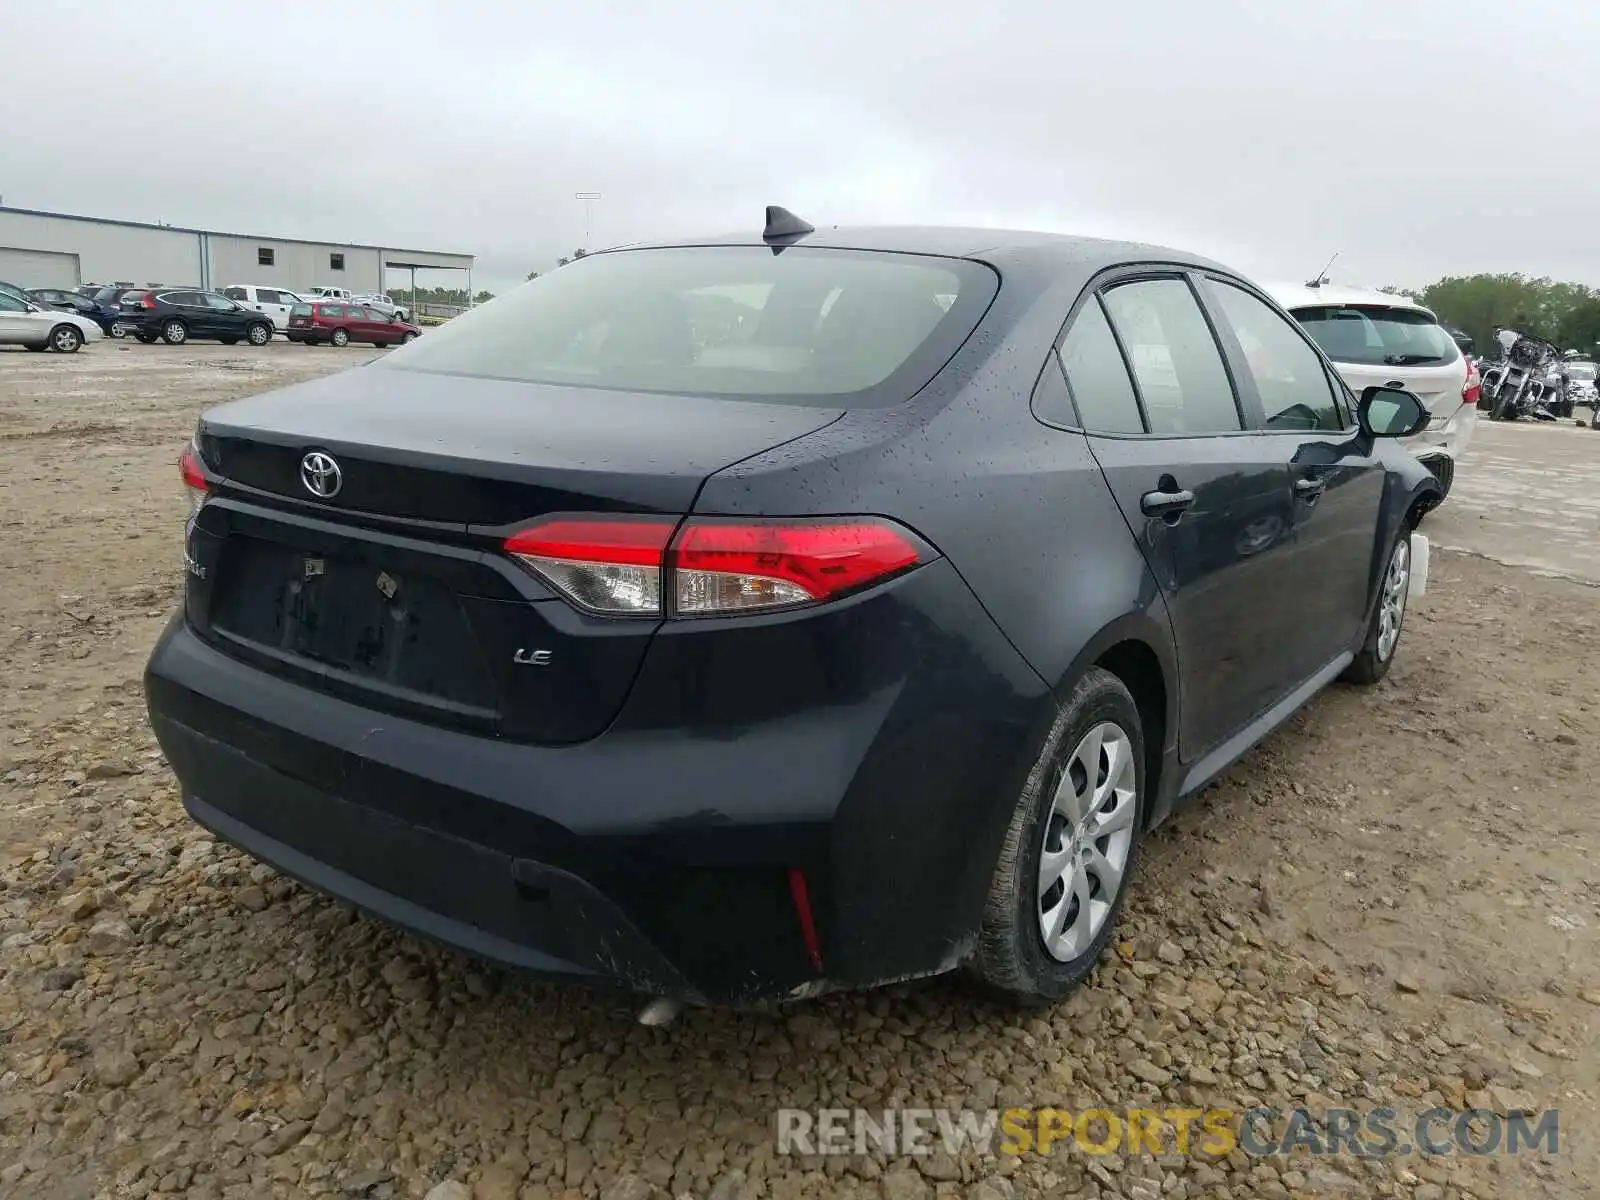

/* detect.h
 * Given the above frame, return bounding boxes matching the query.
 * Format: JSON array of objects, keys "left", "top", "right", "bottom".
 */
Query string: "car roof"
[
  {"left": 1261, "top": 280, "right": 1436, "bottom": 318},
  {"left": 608, "top": 224, "right": 1234, "bottom": 276}
]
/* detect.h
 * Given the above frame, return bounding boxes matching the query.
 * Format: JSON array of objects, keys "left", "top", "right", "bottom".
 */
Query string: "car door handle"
[
  {"left": 1294, "top": 477, "right": 1327, "bottom": 500},
  {"left": 1140, "top": 487, "right": 1196, "bottom": 518}
]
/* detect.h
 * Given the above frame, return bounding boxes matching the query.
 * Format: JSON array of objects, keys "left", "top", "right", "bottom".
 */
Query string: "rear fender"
[{"left": 1364, "top": 450, "right": 1441, "bottom": 618}]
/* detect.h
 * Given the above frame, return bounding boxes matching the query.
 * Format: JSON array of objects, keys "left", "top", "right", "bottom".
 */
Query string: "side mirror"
[{"left": 1357, "top": 385, "right": 1430, "bottom": 438}]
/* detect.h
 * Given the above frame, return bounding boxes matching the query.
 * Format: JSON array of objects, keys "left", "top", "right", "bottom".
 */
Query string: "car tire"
[
  {"left": 110, "top": 323, "right": 127, "bottom": 339},
  {"left": 161, "top": 320, "right": 188, "bottom": 345},
  {"left": 1341, "top": 528, "right": 1412, "bottom": 686},
  {"left": 246, "top": 322, "right": 271, "bottom": 346},
  {"left": 972, "top": 667, "right": 1145, "bottom": 1006},
  {"left": 402, "top": 332, "right": 418, "bottom": 343},
  {"left": 331, "top": 328, "right": 350, "bottom": 347},
  {"left": 50, "top": 325, "right": 84, "bottom": 353}
]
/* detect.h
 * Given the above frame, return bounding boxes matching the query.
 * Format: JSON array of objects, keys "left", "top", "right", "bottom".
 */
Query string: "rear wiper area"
[{"left": 1382, "top": 353, "right": 1446, "bottom": 366}]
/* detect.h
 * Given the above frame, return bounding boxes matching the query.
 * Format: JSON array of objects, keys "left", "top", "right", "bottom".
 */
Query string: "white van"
[{"left": 221, "top": 284, "right": 305, "bottom": 332}]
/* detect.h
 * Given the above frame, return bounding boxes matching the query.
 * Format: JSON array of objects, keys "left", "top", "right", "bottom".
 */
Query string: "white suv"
[
  {"left": 1266, "top": 283, "right": 1474, "bottom": 500},
  {"left": 221, "top": 285, "right": 304, "bottom": 332}
]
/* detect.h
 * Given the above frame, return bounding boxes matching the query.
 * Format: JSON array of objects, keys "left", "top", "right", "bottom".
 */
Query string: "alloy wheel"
[
  {"left": 52, "top": 327, "right": 82, "bottom": 353},
  {"left": 1037, "top": 721, "right": 1137, "bottom": 962},
  {"left": 1377, "top": 538, "right": 1410, "bottom": 662}
]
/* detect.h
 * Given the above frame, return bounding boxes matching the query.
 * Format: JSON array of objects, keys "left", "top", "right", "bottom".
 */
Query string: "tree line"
[{"left": 1398, "top": 274, "right": 1600, "bottom": 355}]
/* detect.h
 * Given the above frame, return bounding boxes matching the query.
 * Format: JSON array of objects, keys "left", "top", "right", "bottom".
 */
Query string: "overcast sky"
[{"left": 4, "top": 0, "right": 1599, "bottom": 296}]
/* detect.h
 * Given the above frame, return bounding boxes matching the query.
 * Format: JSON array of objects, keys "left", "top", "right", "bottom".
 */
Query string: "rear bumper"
[
  {"left": 144, "top": 559, "right": 1047, "bottom": 1003},
  {"left": 1404, "top": 402, "right": 1476, "bottom": 466}
]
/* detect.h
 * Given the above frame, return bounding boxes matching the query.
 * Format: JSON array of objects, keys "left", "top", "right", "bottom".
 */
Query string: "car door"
[
  {"left": 1061, "top": 272, "right": 1299, "bottom": 762},
  {"left": 0, "top": 291, "right": 37, "bottom": 342},
  {"left": 200, "top": 291, "right": 244, "bottom": 335},
  {"left": 1199, "top": 277, "right": 1386, "bottom": 678}
]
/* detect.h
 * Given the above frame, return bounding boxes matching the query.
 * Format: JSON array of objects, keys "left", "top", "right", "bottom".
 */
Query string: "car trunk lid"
[{"left": 188, "top": 370, "right": 842, "bottom": 743}]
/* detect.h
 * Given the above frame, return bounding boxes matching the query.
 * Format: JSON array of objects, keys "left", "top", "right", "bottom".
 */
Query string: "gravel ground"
[{"left": 1, "top": 343, "right": 1597, "bottom": 1200}]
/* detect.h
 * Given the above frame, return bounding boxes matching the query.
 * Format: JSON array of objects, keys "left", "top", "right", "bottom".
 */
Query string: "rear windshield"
[
  {"left": 378, "top": 246, "right": 997, "bottom": 406},
  {"left": 1291, "top": 305, "right": 1459, "bottom": 367},
  {"left": 291, "top": 303, "right": 313, "bottom": 316},
  {"left": 1567, "top": 361, "right": 1596, "bottom": 381}
]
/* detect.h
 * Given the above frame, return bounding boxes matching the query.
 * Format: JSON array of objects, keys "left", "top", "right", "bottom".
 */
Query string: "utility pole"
[{"left": 574, "top": 192, "right": 601, "bottom": 250}]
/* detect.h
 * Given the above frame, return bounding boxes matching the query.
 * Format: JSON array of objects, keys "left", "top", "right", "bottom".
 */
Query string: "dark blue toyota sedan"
[{"left": 145, "top": 210, "right": 1440, "bottom": 1009}]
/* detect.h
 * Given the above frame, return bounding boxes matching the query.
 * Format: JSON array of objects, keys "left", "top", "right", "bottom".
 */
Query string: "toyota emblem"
[{"left": 300, "top": 451, "right": 343, "bottom": 499}]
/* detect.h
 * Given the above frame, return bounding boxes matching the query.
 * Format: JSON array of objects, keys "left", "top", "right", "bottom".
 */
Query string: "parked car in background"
[
  {"left": 1563, "top": 360, "right": 1597, "bottom": 410},
  {"left": 1266, "top": 283, "right": 1473, "bottom": 500},
  {"left": 149, "top": 221, "right": 1442, "bottom": 1008},
  {"left": 305, "top": 286, "right": 355, "bottom": 303},
  {"left": 116, "top": 289, "right": 275, "bottom": 347},
  {"left": 27, "top": 288, "right": 123, "bottom": 337},
  {"left": 0, "top": 291, "right": 101, "bottom": 352},
  {"left": 353, "top": 293, "right": 411, "bottom": 321},
  {"left": 221, "top": 284, "right": 303, "bottom": 332},
  {"left": 284, "top": 301, "right": 420, "bottom": 347}
]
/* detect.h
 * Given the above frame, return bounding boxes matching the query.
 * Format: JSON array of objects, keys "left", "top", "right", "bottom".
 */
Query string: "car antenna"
[
  {"left": 763, "top": 206, "right": 815, "bottom": 247},
  {"left": 1306, "top": 251, "right": 1339, "bottom": 289}
]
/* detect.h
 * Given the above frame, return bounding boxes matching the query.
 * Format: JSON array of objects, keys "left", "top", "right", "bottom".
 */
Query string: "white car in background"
[
  {"left": 1267, "top": 283, "right": 1474, "bottom": 500},
  {"left": 354, "top": 292, "right": 411, "bottom": 322},
  {"left": 1563, "top": 360, "right": 1597, "bottom": 410},
  {"left": 221, "top": 284, "right": 304, "bottom": 332},
  {"left": 0, "top": 291, "right": 102, "bottom": 353}
]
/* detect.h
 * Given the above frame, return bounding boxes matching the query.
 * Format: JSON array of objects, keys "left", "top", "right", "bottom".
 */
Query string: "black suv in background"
[{"left": 117, "top": 289, "right": 276, "bottom": 346}]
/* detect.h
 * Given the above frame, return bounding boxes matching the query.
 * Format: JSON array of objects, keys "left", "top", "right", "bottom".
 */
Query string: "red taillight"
[
  {"left": 502, "top": 516, "right": 926, "bottom": 618},
  {"left": 671, "top": 519, "right": 923, "bottom": 614},
  {"left": 504, "top": 517, "right": 676, "bottom": 615},
  {"left": 1462, "top": 365, "right": 1481, "bottom": 408},
  {"left": 140, "top": 293, "right": 156, "bottom": 310},
  {"left": 179, "top": 444, "right": 210, "bottom": 516}
]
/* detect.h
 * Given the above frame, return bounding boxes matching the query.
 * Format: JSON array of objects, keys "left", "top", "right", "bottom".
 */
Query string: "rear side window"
[
  {"left": 1102, "top": 279, "right": 1241, "bottom": 435},
  {"left": 1207, "top": 281, "right": 1344, "bottom": 431},
  {"left": 379, "top": 245, "right": 998, "bottom": 407},
  {"left": 1057, "top": 298, "right": 1144, "bottom": 433},
  {"left": 1291, "top": 305, "right": 1459, "bottom": 367},
  {"left": 223, "top": 287, "right": 247, "bottom": 301}
]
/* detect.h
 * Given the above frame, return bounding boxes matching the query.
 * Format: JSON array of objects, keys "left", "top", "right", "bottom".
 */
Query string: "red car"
[{"left": 285, "top": 302, "right": 420, "bottom": 348}]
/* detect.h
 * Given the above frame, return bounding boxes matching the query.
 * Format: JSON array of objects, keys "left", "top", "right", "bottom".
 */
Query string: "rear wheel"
[
  {"left": 1343, "top": 530, "right": 1411, "bottom": 685},
  {"left": 246, "top": 322, "right": 271, "bottom": 346},
  {"left": 50, "top": 325, "right": 83, "bottom": 353},
  {"left": 331, "top": 328, "right": 350, "bottom": 347},
  {"left": 402, "top": 331, "right": 418, "bottom": 343},
  {"left": 161, "top": 320, "right": 188, "bottom": 345},
  {"left": 973, "top": 668, "right": 1145, "bottom": 1005}
]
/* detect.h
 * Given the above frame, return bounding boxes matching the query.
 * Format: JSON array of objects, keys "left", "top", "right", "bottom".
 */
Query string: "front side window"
[
  {"left": 379, "top": 245, "right": 997, "bottom": 407},
  {"left": 1291, "top": 304, "right": 1458, "bottom": 367},
  {"left": 0, "top": 293, "right": 26, "bottom": 313},
  {"left": 1057, "top": 297, "right": 1144, "bottom": 433},
  {"left": 1101, "top": 279, "right": 1241, "bottom": 435},
  {"left": 1208, "top": 281, "right": 1343, "bottom": 431}
]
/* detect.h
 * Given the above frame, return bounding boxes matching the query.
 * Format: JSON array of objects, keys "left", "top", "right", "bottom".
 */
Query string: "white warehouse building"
[{"left": 0, "top": 206, "right": 474, "bottom": 298}]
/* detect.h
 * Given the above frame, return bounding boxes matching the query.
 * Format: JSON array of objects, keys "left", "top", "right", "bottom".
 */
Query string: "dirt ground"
[{"left": 1, "top": 342, "right": 1596, "bottom": 1200}]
